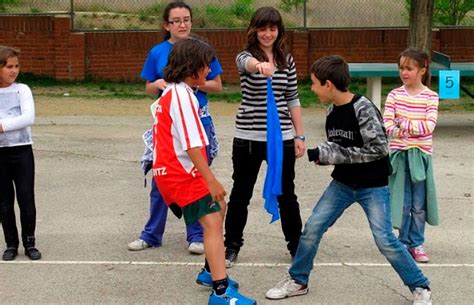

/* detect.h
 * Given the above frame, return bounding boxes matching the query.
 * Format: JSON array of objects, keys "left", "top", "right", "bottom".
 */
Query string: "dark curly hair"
[{"left": 164, "top": 38, "right": 215, "bottom": 83}]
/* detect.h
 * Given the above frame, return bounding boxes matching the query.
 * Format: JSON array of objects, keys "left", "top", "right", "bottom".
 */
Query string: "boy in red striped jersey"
[{"left": 151, "top": 38, "right": 256, "bottom": 305}]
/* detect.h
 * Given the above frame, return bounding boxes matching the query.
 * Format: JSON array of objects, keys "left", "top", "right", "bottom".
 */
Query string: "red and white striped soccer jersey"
[{"left": 151, "top": 82, "right": 209, "bottom": 207}]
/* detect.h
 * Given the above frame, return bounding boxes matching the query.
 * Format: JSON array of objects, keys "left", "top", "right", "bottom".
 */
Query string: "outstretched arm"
[
  {"left": 236, "top": 51, "right": 275, "bottom": 77},
  {"left": 319, "top": 99, "right": 389, "bottom": 165}
]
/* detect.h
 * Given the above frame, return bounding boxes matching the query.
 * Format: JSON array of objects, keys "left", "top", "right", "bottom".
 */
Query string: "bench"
[{"left": 348, "top": 54, "right": 474, "bottom": 109}]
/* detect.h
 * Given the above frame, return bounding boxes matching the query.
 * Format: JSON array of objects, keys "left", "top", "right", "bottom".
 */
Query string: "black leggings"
[
  {"left": 0, "top": 145, "right": 36, "bottom": 249},
  {"left": 224, "top": 138, "right": 302, "bottom": 256}
]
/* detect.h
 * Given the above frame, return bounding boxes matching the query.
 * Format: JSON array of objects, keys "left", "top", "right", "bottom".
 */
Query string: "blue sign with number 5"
[{"left": 439, "top": 70, "right": 460, "bottom": 99}]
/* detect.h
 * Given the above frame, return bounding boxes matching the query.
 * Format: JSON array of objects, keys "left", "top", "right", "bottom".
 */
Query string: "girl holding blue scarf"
[{"left": 224, "top": 7, "right": 305, "bottom": 267}]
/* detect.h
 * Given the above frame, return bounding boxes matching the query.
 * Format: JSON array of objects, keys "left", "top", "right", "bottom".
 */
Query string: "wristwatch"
[{"left": 294, "top": 135, "right": 306, "bottom": 141}]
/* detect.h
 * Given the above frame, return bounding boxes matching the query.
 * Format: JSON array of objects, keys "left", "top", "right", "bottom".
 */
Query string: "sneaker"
[
  {"left": 25, "top": 247, "right": 42, "bottom": 260},
  {"left": 2, "top": 247, "right": 18, "bottom": 261},
  {"left": 209, "top": 286, "right": 256, "bottom": 305},
  {"left": 225, "top": 248, "right": 238, "bottom": 268},
  {"left": 195, "top": 268, "right": 239, "bottom": 289},
  {"left": 266, "top": 276, "right": 309, "bottom": 300},
  {"left": 128, "top": 239, "right": 151, "bottom": 251},
  {"left": 188, "top": 242, "right": 205, "bottom": 255},
  {"left": 413, "top": 287, "right": 432, "bottom": 305},
  {"left": 409, "top": 245, "right": 430, "bottom": 263}
]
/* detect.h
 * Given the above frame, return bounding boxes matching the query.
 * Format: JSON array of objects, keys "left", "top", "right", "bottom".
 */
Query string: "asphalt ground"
[{"left": 0, "top": 104, "right": 473, "bottom": 304}]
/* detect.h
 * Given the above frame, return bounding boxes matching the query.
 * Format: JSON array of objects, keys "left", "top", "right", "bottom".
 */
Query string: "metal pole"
[
  {"left": 303, "top": 0, "right": 307, "bottom": 29},
  {"left": 70, "top": 0, "right": 74, "bottom": 31}
]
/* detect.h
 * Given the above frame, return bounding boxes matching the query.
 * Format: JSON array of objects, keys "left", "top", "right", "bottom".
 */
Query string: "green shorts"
[{"left": 182, "top": 194, "right": 221, "bottom": 225}]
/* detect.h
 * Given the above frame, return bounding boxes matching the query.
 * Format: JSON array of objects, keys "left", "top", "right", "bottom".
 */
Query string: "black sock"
[
  {"left": 415, "top": 286, "right": 430, "bottom": 291},
  {"left": 213, "top": 278, "right": 229, "bottom": 295},
  {"left": 204, "top": 259, "right": 210, "bottom": 272}
]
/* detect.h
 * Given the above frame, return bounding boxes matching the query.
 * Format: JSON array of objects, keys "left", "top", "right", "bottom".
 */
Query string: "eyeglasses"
[{"left": 168, "top": 18, "right": 192, "bottom": 26}]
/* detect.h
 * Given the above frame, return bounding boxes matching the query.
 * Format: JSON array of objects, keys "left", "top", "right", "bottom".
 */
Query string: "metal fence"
[{"left": 1, "top": 0, "right": 473, "bottom": 31}]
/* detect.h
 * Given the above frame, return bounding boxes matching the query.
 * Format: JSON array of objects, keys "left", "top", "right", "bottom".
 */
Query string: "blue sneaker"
[
  {"left": 208, "top": 286, "right": 256, "bottom": 305},
  {"left": 196, "top": 268, "right": 239, "bottom": 289}
]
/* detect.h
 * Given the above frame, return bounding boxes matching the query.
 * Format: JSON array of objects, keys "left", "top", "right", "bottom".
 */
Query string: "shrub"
[
  {"left": 279, "top": 0, "right": 306, "bottom": 13},
  {"left": 0, "top": 0, "right": 21, "bottom": 12},
  {"left": 229, "top": 0, "right": 254, "bottom": 18}
]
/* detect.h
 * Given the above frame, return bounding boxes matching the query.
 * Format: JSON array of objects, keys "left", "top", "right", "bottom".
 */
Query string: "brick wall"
[
  {"left": 0, "top": 15, "right": 85, "bottom": 80},
  {"left": 85, "top": 32, "right": 159, "bottom": 80},
  {"left": 0, "top": 16, "right": 472, "bottom": 82},
  {"left": 439, "top": 28, "right": 474, "bottom": 62}
]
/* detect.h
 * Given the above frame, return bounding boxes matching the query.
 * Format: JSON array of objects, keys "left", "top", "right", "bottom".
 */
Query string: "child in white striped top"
[{"left": 383, "top": 48, "right": 439, "bottom": 263}]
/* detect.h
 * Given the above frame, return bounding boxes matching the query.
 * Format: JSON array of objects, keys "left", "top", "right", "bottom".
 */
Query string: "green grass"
[
  {"left": 18, "top": 73, "right": 474, "bottom": 111},
  {"left": 19, "top": 73, "right": 149, "bottom": 100}
]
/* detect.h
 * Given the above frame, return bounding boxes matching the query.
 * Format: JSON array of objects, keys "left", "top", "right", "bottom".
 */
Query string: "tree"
[
  {"left": 434, "top": 0, "right": 474, "bottom": 25},
  {"left": 408, "top": 0, "right": 434, "bottom": 52},
  {"left": 406, "top": 0, "right": 474, "bottom": 25}
]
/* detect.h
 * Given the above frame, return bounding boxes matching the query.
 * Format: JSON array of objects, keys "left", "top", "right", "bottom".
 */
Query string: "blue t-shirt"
[{"left": 140, "top": 40, "right": 223, "bottom": 126}]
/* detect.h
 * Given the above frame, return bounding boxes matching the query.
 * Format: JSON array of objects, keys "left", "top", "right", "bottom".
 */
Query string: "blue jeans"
[
  {"left": 398, "top": 168, "right": 427, "bottom": 248},
  {"left": 139, "top": 179, "right": 202, "bottom": 246},
  {"left": 138, "top": 122, "right": 218, "bottom": 246},
  {"left": 289, "top": 180, "right": 429, "bottom": 291}
]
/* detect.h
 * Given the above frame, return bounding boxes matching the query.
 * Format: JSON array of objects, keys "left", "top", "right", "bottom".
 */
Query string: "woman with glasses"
[{"left": 128, "top": 1, "right": 223, "bottom": 259}]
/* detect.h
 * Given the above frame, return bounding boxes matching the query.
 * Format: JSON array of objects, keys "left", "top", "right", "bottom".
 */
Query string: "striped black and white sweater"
[{"left": 234, "top": 50, "right": 300, "bottom": 142}]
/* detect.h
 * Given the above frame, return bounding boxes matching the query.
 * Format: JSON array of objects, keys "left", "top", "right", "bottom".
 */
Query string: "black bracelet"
[{"left": 294, "top": 135, "right": 305, "bottom": 141}]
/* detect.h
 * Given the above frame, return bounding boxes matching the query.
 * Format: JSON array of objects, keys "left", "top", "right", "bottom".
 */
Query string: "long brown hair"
[
  {"left": 244, "top": 7, "right": 287, "bottom": 69},
  {"left": 398, "top": 48, "right": 431, "bottom": 86}
]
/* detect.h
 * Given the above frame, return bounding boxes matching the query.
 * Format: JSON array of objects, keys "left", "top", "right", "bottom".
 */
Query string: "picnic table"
[{"left": 348, "top": 60, "right": 474, "bottom": 109}]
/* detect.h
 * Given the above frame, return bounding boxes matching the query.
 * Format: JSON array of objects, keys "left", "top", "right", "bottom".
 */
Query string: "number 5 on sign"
[{"left": 439, "top": 70, "right": 460, "bottom": 99}]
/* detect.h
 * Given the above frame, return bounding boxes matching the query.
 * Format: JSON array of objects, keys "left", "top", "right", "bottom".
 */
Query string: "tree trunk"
[{"left": 408, "top": 0, "right": 434, "bottom": 52}]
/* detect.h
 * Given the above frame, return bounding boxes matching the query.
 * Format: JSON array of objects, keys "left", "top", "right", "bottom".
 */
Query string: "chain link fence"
[{"left": 1, "top": 0, "right": 473, "bottom": 30}]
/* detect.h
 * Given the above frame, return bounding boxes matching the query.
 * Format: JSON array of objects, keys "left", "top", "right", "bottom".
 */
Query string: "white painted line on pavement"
[{"left": 1, "top": 261, "right": 473, "bottom": 267}]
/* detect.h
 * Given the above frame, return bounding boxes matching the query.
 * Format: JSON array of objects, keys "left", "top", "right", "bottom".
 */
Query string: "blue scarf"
[{"left": 263, "top": 77, "right": 283, "bottom": 223}]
